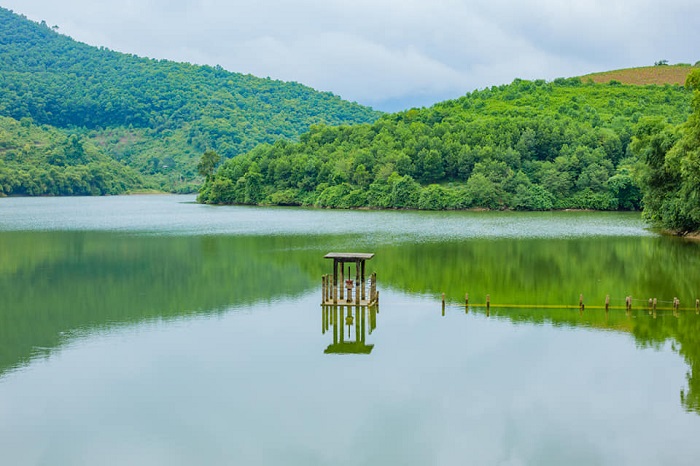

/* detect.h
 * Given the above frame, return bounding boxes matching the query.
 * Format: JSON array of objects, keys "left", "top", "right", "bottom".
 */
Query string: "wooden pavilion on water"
[
  {"left": 321, "top": 252, "right": 379, "bottom": 354},
  {"left": 321, "top": 252, "right": 378, "bottom": 306}
]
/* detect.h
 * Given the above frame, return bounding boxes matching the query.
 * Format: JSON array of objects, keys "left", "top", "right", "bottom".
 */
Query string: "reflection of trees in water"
[
  {"left": 0, "top": 231, "right": 329, "bottom": 378},
  {"left": 372, "top": 236, "right": 700, "bottom": 414},
  {"left": 373, "top": 236, "right": 700, "bottom": 308},
  {"left": 3, "top": 230, "right": 700, "bottom": 413},
  {"left": 674, "top": 317, "right": 700, "bottom": 413}
]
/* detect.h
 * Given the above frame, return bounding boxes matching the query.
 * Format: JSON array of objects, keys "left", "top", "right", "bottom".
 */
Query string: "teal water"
[{"left": 1, "top": 195, "right": 699, "bottom": 465}]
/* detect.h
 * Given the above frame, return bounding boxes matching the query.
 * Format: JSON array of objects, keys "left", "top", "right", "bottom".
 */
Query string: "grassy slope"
[{"left": 582, "top": 64, "right": 698, "bottom": 86}]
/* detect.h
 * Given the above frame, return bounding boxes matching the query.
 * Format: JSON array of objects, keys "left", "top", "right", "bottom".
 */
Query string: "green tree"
[
  {"left": 243, "top": 162, "right": 263, "bottom": 204},
  {"left": 389, "top": 173, "right": 420, "bottom": 209},
  {"left": 197, "top": 149, "right": 221, "bottom": 182},
  {"left": 466, "top": 173, "right": 499, "bottom": 209},
  {"left": 418, "top": 184, "right": 449, "bottom": 210}
]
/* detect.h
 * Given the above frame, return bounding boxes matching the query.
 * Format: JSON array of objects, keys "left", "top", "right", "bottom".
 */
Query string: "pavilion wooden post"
[
  {"left": 339, "top": 262, "right": 345, "bottom": 301},
  {"left": 355, "top": 260, "right": 360, "bottom": 304},
  {"left": 327, "top": 275, "right": 332, "bottom": 303},
  {"left": 361, "top": 261, "right": 366, "bottom": 301},
  {"left": 333, "top": 260, "right": 339, "bottom": 304},
  {"left": 346, "top": 266, "right": 353, "bottom": 304}
]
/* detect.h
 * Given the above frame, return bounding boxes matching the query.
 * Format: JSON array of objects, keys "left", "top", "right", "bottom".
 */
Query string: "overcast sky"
[{"left": 3, "top": 0, "right": 699, "bottom": 111}]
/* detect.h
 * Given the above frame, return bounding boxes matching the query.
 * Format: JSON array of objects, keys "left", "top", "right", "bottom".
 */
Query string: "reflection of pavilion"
[
  {"left": 321, "top": 252, "right": 379, "bottom": 354},
  {"left": 322, "top": 305, "right": 378, "bottom": 354}
]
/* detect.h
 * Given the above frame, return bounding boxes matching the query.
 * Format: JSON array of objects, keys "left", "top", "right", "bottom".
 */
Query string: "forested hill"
[
  {"left": 0, "top": 7, "right": 380, "bottom": 195},
  {"left": 199, "top": 77, "right": 694, "bottom": 211}
]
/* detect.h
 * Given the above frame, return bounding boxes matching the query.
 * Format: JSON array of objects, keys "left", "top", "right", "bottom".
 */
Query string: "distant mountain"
[{"left": 0, "top": 7, "right": 381, "bottom": 195}]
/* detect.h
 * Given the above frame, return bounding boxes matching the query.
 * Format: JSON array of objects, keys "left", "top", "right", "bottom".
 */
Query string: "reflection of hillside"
[
  {"left": 0, "top": 231, "right": 332, "bottom": 377},
  {"left": 369, "top": 236, "right": 700, "bottom": 414},
  {"left": 372, "top": 236, "right": 700, "bottom": 307},
  {"left": 3, "top": 231, "right": 700, "bottom": 413},
  {"left": 478, "top": 306, "right": 700, "bottom": 414}
]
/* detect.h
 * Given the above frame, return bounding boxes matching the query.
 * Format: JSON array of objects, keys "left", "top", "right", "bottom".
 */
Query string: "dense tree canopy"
[
  {"left": 0, "top": 7, "right": 380, "bottom": 194},
  {"left": 200, "top": 77, "right": 693, "bottom": 211},
  {"left": 0, "top": 116, "right": 142, "bottom": 195},
  {"left": 634, "top": 69, "right": 700, "bottom": 234}
]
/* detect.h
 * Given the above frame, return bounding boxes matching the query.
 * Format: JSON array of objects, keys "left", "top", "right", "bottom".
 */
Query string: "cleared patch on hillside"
[{"left": 582, "top": 65, "right": 698, "bottom": 86}]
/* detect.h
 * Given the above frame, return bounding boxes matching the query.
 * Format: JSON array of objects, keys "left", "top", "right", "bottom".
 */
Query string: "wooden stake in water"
[
  {"left": 605, "top": 295, "right": 610, "bottom": 312},
  {"left": 486, "top": 294, "right": 490, "bottom": 312}
]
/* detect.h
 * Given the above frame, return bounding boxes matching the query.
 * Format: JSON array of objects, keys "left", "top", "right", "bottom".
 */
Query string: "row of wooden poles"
[
  {"left": 439, "top": 293, "right": 700, "bottom": 312},
  {"left": 321, "top": 272, "right": 378, "bottom": 305}
]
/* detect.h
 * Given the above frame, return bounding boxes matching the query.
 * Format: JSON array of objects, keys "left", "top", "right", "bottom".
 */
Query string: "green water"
[{"left": 1, "top": 195, "right": 700, "bottom": 465}]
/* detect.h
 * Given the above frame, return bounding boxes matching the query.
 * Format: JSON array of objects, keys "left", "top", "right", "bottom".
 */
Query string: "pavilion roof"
[{"left": 324, "top": 252, "right": 374, "bottom": 260}]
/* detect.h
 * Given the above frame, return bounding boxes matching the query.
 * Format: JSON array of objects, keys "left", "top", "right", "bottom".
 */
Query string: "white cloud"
[{"left": 3, "top": 0, "right": 699, "bottom": 111}]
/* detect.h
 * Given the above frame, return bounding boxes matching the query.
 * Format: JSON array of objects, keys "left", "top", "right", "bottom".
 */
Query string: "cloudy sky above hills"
[{"left": 4, "top": 0, "right": 698, "bottom": 111}]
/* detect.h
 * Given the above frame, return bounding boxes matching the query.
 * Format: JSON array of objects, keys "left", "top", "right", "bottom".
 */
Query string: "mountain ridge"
[{"left": 0, "top": 6, "right": 380, "bottom": 195}]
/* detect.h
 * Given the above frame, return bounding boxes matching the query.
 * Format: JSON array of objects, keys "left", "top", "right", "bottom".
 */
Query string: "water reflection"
[
  {"left": 321, "top": 305, "right": 378, "bottom": 354},
  {"left": 459, "top": 303, "right": 700, "bottom": 414},
  {"left": 3, "top": 226, "right": 700, "bottom": 414}
]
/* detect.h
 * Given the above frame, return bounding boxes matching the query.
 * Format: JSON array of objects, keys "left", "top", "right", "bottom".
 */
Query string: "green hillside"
[
  {"left": 199, "top": 77, "right": 692, "bottom": 211},
  {"left": 0, "top": 7, "right": 381, "bottom": 195},
  {"left": 0, "top": 115, "right": 142, "bottom": 195}
]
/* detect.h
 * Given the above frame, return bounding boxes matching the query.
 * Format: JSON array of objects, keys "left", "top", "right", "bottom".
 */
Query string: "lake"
[{"left": 1, "top": 195, "right": 700, "bottom": 465}]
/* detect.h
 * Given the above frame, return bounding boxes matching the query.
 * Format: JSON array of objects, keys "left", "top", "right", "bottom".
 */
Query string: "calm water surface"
[{"left": 1, "top": 195, "right": 700, "bottom": 465}]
